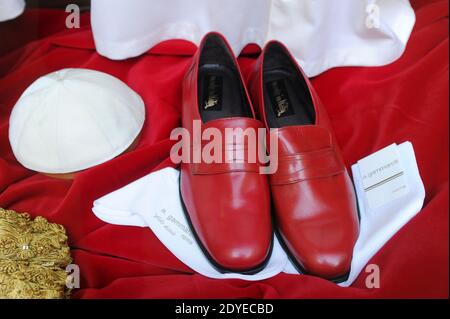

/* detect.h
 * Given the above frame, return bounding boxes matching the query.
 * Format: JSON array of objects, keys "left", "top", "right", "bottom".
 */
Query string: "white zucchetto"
[{"left": 9, "top": 68, "right": 145, "bottom": 174}]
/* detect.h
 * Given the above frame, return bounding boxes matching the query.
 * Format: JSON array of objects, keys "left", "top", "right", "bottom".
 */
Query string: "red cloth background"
[{"left": 0, "top": 0, "right": 448, "bottom": 298}]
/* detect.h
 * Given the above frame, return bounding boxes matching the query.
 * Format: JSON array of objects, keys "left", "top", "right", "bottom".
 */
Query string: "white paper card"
[{"left": 357, "top": 143, "right": 409, "bottom": 209}]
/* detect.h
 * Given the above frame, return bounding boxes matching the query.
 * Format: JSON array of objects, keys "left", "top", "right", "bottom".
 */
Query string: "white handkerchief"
[
  {"left": 93, "top": 141, "right": 425, "bottom": 284},
  {"left": 93, "top": 168, "right": 288, "bottom": 281}
]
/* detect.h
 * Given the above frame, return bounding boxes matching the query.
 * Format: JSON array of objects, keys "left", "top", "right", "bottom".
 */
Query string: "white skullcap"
[{"left": 9, "top": 68, "right": 146, "bottom": 174}]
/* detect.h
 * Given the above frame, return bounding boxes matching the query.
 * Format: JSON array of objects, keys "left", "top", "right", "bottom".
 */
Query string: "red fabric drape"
[{"left": 0, "top": 0, "right": 448, "bottom": 298}]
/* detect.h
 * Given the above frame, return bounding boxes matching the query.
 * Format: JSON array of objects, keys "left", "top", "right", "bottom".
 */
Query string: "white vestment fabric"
[
  {"left": 91, "top": 0, "right": 416, "bottom": 76},
  {"left": 92, "top": 142, "right": 425, "bottom": 284},
  {"left": 0, "top": 0, "right": 25, "bottom": 22}
]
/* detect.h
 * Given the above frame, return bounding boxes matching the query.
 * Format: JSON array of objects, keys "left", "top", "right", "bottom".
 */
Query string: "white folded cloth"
[
  {"left": 93, "top": 142, "right": 425, "bottom": 285},
  {"left": 93, "top": 168, "right": 289, "bottom": 281}
]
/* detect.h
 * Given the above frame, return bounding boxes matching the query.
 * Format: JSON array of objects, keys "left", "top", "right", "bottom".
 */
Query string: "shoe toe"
[
  {"left": 300, "top": 250, "right": 352, "bottom": 280},
  {"left": 210, "top": 240, "right": 270, "bottom": 272}
]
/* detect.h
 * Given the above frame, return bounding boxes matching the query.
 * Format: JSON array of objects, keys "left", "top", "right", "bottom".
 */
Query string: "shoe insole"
[
  {"left": 198, "top": 64, "right": 251, "bottom": 123},
  {"left": 263, "top": 68, "right": 315, "bottom": 128}
]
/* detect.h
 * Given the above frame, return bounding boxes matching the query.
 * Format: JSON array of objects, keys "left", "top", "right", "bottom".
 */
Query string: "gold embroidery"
[{"left": 0, "top": 208, "right": 72, "bottom": 299}]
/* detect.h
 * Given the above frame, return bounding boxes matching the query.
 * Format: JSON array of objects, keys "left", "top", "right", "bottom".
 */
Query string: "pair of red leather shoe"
[{"left": 180, "top": 33, "right": 359, "bottom": 281}]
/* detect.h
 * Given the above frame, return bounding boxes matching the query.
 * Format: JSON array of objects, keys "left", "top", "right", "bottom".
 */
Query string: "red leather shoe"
[
  {"left": 179, "top": 33, "right": 273, "bottom": 273},
  {"left": 247, "top": 41, "right": 359, "bottom": 281}
]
